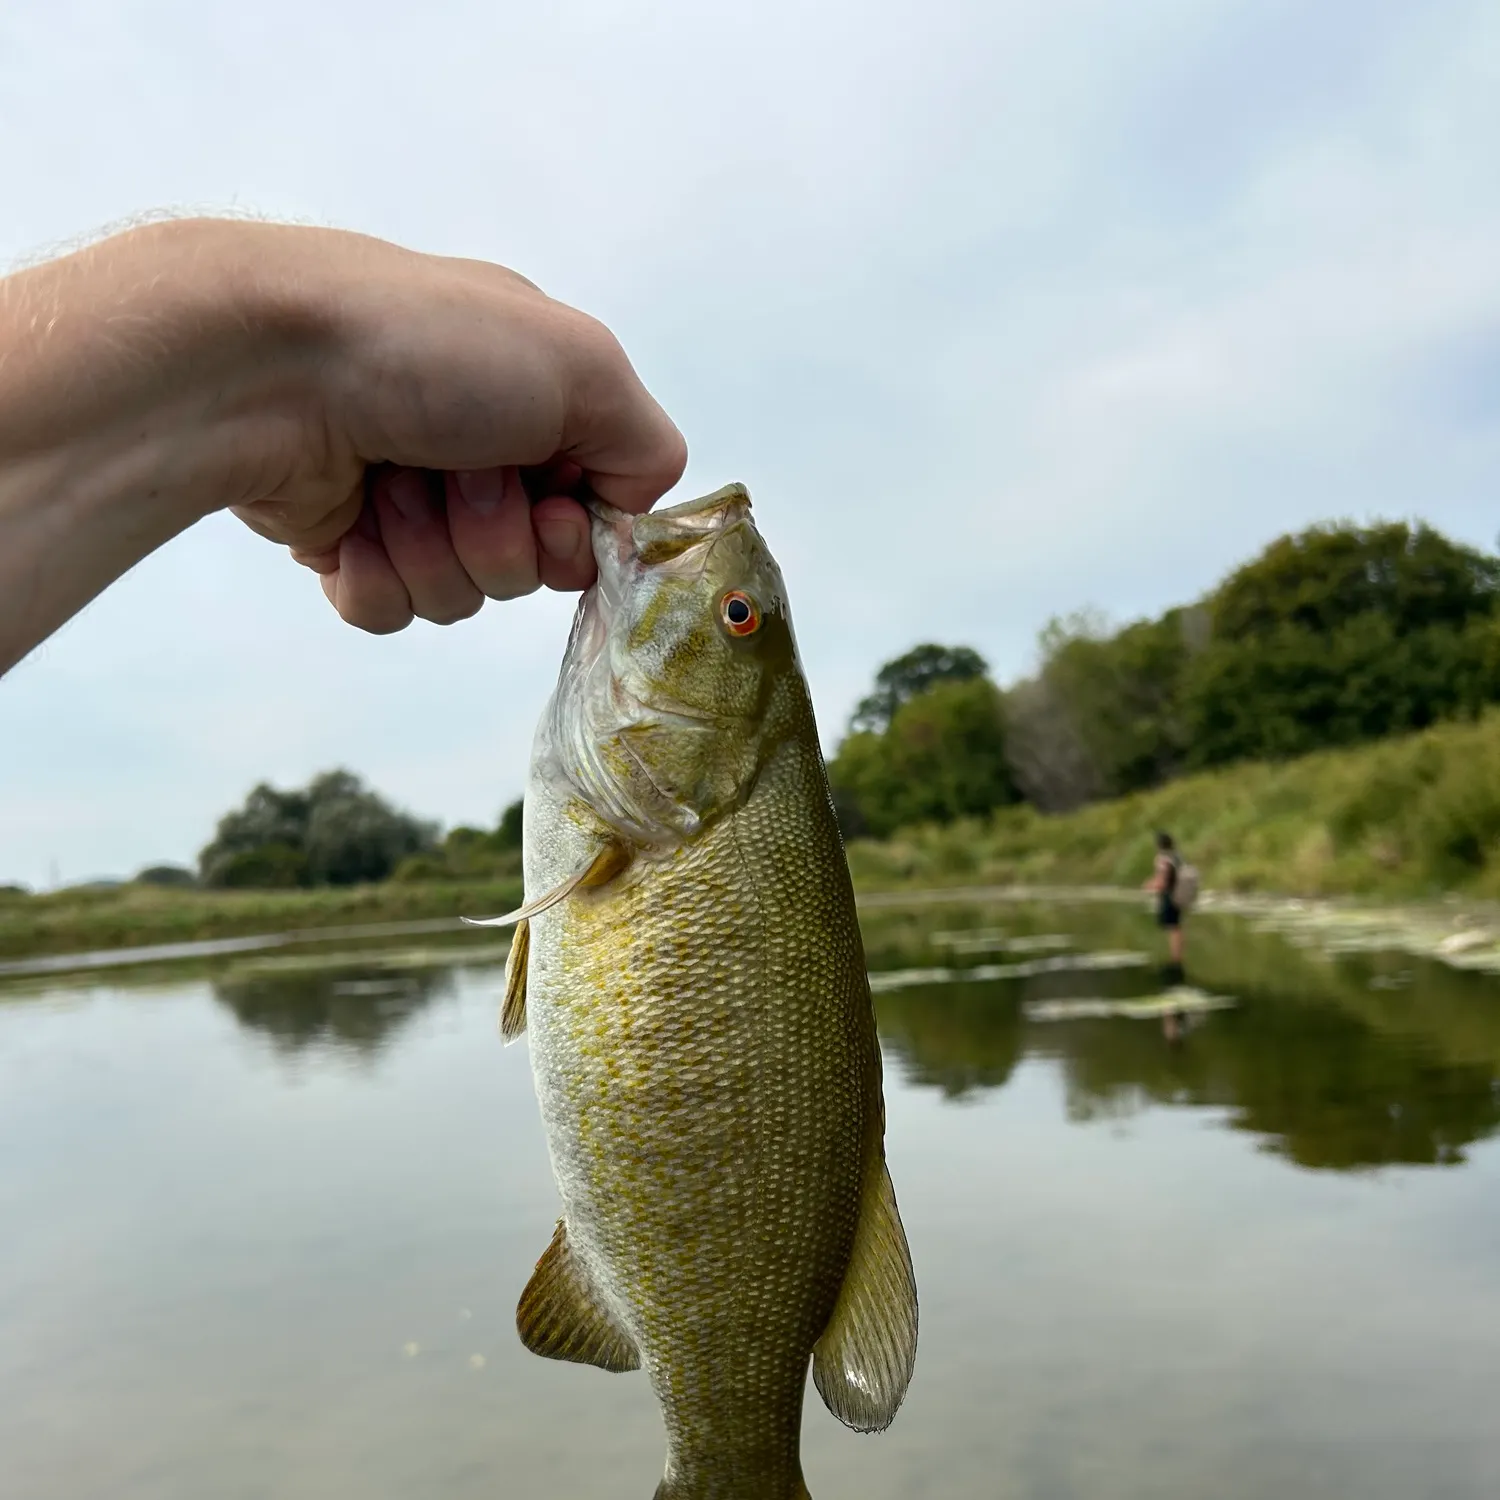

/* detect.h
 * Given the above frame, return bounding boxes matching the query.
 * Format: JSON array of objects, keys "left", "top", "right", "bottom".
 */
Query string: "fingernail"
[
  {"left": 387, "top": 470, "right": 433, "bottom": 524},
  {"left": 536, "top": 515, "right": 584, "bottom": 564},
  {"left": 456, "top": 469, "right": 504, "bottom": 517}
]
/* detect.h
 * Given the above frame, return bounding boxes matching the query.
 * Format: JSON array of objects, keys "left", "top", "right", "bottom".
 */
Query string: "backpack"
[{"left": 1173, "top": 859, "right": 1200, "bottom": 913}]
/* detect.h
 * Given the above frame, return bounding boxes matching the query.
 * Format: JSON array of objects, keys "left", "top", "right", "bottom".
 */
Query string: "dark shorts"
[{"left": 1157, "top": 897, "right": 1181, "bottom": 930}]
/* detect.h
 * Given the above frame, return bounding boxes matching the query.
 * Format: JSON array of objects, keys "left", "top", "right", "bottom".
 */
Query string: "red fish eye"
[{"left": 720, "top": 591, "right": 760, "bottom": 636}]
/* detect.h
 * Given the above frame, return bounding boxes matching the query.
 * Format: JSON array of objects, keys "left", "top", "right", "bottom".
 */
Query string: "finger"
[
  {"left": 531, "top": 495, "right": 598, "bottom": 593},
  {"left": 519, "top": 458, "right": 584, "bottom": 504},
  {"left": 231, "top": 483, "right": 363, "bottom": 555},
  {"left": 372, "top": 467, "right": 484, "bottom": 625},
  {"left": 291, "top": 545, "right": 341, "bottom": 575},
  {"left": 445, "top": 467, "right": 542, "bottom": 601},
  {"left": 550, "top": 308, "right": 687, "bottom": 513},
  {"left": 326, "top": 506, "right": 414, "bottom": 634}
]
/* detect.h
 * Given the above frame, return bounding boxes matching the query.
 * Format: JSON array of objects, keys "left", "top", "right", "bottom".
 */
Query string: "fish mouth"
[
  {"left": 583, "top": 481, "right": 751, "bottom": 529},
  {"left": 584, "top": 482, "right": 751, "bottom": 581},
  {"left": 581, "top": 482, "right": 753, "bottom": 651}
]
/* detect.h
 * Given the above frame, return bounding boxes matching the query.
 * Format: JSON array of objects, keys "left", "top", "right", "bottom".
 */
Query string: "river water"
[{"left": 3, "top": 898, "right": 1498, "bottom": 1499}]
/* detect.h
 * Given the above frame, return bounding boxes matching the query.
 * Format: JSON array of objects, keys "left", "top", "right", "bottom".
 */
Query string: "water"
[{"left": 3, "top": 900, "right": 1499, "bottom": 1499}]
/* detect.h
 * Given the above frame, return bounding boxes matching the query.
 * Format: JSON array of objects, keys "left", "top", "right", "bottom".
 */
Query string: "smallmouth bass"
[{"left": 471, "top": 484, "right": 917, "bottom": 1498}]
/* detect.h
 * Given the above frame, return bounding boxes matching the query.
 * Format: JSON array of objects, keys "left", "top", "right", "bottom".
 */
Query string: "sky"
[{"left": 2, "top": 0, "right": 1498, "bottom": 888}]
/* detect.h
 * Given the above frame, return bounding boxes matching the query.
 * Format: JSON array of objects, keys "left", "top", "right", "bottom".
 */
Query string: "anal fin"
[
  {"left": 499, "top": 919, "right": 529, "bottom": 1042},
  {"left": 812, "top": 1157, "right": 918, "bottom": 1433},
  {"left": 517, "top": 1218, "right": 640, "bottom": 1373}
]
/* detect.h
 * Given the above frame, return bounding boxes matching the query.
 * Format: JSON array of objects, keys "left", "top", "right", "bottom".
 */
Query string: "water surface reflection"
[
  {"left": 870, "top": 901, "right": 1500, "bottom": 1171},
  {"left": 2, "top": 899, "right": 1498, "bottom": 1499}
]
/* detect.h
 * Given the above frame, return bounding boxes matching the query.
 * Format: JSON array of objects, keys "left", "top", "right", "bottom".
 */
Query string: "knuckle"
[
  {"left": 340, "top": 593, "right": 411, "bottom": 636},
  {"left": 421, "top": 591, "right": 484, "bottom": 626},
  {"left": 482, "top": 543, "right": 540, "bottom": 601}
]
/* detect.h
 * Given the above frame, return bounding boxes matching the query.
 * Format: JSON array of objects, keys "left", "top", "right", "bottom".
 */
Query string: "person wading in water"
[{"left": 1144, "top": 831, "right": 1186, "bottom": 985}]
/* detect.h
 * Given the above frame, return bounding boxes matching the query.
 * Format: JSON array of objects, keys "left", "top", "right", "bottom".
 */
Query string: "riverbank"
[
  {"left": 845, "top": 710, "right": 1500, "bottom": 901},
  {"left": 0, "top": 878, "right": 523, "bottom": 962},
  {"left": 7, "top": 711, "right": 1500, "bottom": 962}
]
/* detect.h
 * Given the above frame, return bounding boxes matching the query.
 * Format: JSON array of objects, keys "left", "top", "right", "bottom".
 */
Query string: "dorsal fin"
[
  {"left": 517, "top": 1218, "right": 640, "bottom": 1373},
  {"left": 811, "top": 1157, "right": 918, "bottom": 1432}
]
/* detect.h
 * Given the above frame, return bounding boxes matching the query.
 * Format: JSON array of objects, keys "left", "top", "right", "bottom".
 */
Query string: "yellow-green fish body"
[{"left": 487, "top": 485, "right": 916, "bottom": 1499}]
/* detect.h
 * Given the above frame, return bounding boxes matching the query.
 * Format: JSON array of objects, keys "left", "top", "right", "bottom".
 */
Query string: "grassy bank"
[
  {"left": 845, "top": 709, "right": 1500, "bottom": 900},
  {"left": 8, "top": 710, "right": 1500, "bottom": 961},
  {"left": 0, "top": 878, "right": 523, "bottom": 962}
]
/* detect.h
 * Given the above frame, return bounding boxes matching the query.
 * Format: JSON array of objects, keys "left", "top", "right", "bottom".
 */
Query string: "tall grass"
[{"left": 845, "top": 709, "right": 1500, "bottom": 900}]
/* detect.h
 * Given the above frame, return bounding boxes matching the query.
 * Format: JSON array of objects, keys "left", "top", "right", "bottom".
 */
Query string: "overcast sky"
[{"left": 2, "top": 0, "right": 1498, "bottom": 888}]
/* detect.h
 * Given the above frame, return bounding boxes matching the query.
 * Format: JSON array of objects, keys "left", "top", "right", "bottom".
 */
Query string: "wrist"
[
  {"left": 4, "top": 219, "right": 341, "bottom": 517},
  {"left": 0, "top": 219, "right": 337, "bottom": 671}
]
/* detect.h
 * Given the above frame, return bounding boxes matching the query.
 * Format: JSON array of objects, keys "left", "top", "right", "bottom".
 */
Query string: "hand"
[
  {"left": 225, "top": 231, "right": 686, "bottom": 633},
  {"left": 0, "top": 220, "right": 686, "bottom": 672}
]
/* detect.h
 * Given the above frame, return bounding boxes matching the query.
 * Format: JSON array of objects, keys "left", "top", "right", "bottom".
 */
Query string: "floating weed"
[
  {"left": 928, "top": 930, "right": 1075, "bottom": 956},
  {"left": 868, "top": 949, "right": 1150, "bottom": 994},
  {"left": 225, "top": 943, "right": 512, "bottom": 979},
  {"left": 1023, "top": 988, "right": 1237, "bottom": 1023}
]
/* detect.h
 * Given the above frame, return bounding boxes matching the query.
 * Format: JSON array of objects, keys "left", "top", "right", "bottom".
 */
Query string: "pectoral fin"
[
  {"left": 462, "top": 841, "right": 632, "bottom": 930},
  {"left": 811, "top": 1157, "right": 918, "bottom": 1432},
  {"left": 517, "top": 1218, "right": 640, "bottom": 1373},
  {"left": 499, "top": 919, "right": 529, "bottom": 1042}
]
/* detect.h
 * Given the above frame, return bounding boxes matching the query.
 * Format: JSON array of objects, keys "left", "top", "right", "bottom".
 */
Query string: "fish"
[{"left": 467, "top": 483, "right": 917, "bottom": 1498}]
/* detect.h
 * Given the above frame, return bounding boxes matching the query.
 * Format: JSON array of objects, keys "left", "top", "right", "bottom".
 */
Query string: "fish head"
[{"left": 540, "top": 484, "right": 802, "bottom": 846}]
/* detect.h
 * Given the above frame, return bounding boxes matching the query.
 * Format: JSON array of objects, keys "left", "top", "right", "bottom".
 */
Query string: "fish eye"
[{"left": 720, "top": 591, "right": 761, "bottom": 637}]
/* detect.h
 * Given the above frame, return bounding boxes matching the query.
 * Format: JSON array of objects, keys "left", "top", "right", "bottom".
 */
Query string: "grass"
[
  {"left": 0, "top": 878, "right": 523, "bottom": 962},
  {"left": 845, "top": 709, "right": 1500, "bottom": 902},
  {"left": 10, "top": 709, "right": 1500, "bottom": 962}
]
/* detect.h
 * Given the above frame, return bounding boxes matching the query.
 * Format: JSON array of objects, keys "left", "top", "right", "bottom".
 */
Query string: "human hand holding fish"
[
  {"left": 0, "top": 218, "right": 685, "bottom": 673},
  {"left": 1, "top": 217, "right": 919, "bottom": 1495}
]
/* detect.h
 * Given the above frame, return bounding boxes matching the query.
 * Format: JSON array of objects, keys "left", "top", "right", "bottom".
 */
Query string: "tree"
[
  {"left": 210, "top": 843, "right": 310, "bottom": 890},
  {"left": 133, "top": 864, "right": 198, "bottom": 888},
  {"left": 830, "top": 676, "right": 1017, "bottom": 838},
  {"left": 495, "top": 798, "right": 524, "bottom": 851},
  {"left": 849, "top": 644, "right": 989, "bottom": 734},
  {"left": 1213, "top": 521, "right": 1500, "bottom": 640},
  {"left": 199, "top": 770, "right": 437, "bottom": 888},
  {"left": 1004, "top": 609, "right": 1195, "bottom": 810},
  {"left": 1186, "top": 524, "right": 1500, "bottom": 767}
]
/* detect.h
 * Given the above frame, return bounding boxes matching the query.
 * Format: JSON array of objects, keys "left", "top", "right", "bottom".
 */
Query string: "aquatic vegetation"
[
  {"left": 868, "top": 950, "right": 1150, "bottom": 994},
  {"left": 929, "top": 929, "right": 1075, "bottom": 955},
  {"left": 1023, "top": 989, "right": 1236, "bottom": 1023}
]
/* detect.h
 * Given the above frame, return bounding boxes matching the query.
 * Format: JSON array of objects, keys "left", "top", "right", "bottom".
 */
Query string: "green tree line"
[
  {"left": 143, "top": 518, "right": 1500, "bottom": 890},
  {"left": 188, "top": 770, "right": 525, "bottom": 890},
  {"left": 830, "top": 519, "right": 1500, "bottom": 837}
]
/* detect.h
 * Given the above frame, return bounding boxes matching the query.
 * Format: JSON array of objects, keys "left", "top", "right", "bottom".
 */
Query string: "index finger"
[{"left": 545, "top": 307, "right": 688, "bottom": 514}]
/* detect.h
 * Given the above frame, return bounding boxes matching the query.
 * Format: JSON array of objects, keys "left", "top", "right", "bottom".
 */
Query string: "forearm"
[{"left": 0, "top": 220, "right": 333, "bottom": 673}]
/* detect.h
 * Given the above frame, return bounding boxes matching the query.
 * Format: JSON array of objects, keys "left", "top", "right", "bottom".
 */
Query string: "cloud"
[{"left": 2, "top": 0, "right": 1498, "bottom": 886}]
